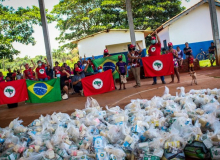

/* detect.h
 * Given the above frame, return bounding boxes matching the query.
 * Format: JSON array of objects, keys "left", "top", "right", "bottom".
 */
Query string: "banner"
[
  {"left": 81, "top": 70, "right": 115, "bottom": 97},
  {"left": 92, "top": 54, "right": 126, "bottom": 79},
  {"left": 0, "top": 79, "right": 28, "bottom": 105},
  {"left": 142, "top": 54, "right": 174, "bottom": 77},
  {"left": 26, "top": 78, "right": 62, "bottom": 103}
]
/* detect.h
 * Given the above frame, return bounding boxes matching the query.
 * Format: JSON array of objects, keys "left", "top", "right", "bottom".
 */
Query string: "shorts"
[
  {"left": 173, "top": 58, "right": 178, "bottom": 68},
  {"left": 39, "top": 78, "right": 48, "bottom": 81},
  {"left": 119, "top": 75, "right": 127, "bottom": 84},
  {"left": 189, "top": 63, "right": 194, "bottom": 67},
  {"left": 209, "top": 54, "right": 216, "bottom": 60}
]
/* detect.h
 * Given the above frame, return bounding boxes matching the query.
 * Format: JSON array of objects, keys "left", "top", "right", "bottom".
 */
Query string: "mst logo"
[
  {"left": 92, "top": 78, "right": 103, "bottom": 89},
  {"left": 153, "top": 60, "right": 163, "bottom": 71},
  {"left": 151, "top": 47, "right": 156, "bottom": 52},
  {"left": 4, "top": 86, "right": 16, "bottom": 98}
]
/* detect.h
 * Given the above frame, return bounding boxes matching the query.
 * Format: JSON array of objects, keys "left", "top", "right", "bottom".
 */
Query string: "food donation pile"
[{"left": 1, "top": 87, "right": 220, "bottom": 160}]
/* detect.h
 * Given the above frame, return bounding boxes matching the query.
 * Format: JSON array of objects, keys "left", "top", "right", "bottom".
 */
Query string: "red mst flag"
[
  {"left": 81, "top": 70, "right": 115, "bottom": 97},
  {"left": 0, "top": 79, "right": 29, "bottom": 105},
  {"left": 142, "top": 53, "right": 174, "bottom": 77}
]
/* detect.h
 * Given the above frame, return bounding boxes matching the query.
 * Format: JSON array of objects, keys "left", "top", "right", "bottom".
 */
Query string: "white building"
[
  {"left": 156, "top": 0, "right": 220, "bottom": 58},
  {"left": 72, "top": 29, "right": 152, "bottom": 59}
]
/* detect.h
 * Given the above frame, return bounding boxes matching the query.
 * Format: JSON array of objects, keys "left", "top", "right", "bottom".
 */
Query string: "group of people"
[{"left": 0, "top": 34, "right": 217, "bottom": 101}]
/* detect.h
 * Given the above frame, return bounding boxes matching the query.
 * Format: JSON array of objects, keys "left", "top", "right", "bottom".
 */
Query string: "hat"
[
  {"left": 75, "top": 67, "right": 83, "bottom": 72},
  {"left": 168, "top": 42, "right": 173, "bottom": 46},
  {"left": 118, "top": 55, "right": 122, "bottom": 59},
  {"left": 129, "top": 44, "right": 135, "bottom": 49},
  {"left": 151, "top": 37, "right": 156, "bottom": 40},
  {"left": 98, "top": 66, "right": 102, "bottom": 70},
  {"left": 104, "top": 49, "right": 109, "bottom": 53}
]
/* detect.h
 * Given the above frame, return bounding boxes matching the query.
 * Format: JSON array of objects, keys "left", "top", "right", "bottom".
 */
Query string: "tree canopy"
[
  {"left": 52, "top": 0, "right": 186, "bottom": 49},
  {"left": 0, "top": 0, "right": 54, "bottom": 60}
]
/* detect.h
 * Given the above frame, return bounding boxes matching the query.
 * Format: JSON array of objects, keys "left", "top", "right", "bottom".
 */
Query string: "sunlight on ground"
[{"left": 199, "top": 59, "right": 216, "bottom": 67}]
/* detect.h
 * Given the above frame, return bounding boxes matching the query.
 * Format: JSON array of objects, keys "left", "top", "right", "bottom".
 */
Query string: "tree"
[
  {"left": 0, "top": 0, "right": 54, "bottom": 60},
  {"left": 52, "top": 0, "right": 185, "bottom": 49}
]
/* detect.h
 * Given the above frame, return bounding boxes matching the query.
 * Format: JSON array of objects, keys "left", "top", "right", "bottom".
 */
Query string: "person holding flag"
[
  {"left": 148, "top": 31, "right": 166, "bottom": 85},
  {"left": 167, "top": 42, "right": 180, "bottom": 83},
  {"left": 23, "top": 60, "right": 36, "bottom": 80},
  {"left": 127, "top": 43, "right": 142, "bottom": 87}
]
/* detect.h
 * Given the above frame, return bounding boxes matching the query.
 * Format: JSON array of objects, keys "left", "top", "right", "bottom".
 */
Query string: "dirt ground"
[{"left": 0, "top": 67, "right": 220, "bottom": 128}]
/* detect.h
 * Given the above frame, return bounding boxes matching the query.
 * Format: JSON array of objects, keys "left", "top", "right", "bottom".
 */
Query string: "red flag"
[
  {"left": 142, "top": 53, "right": 174, "bottom": 77},
  {"left": 0, "top": 79, "right": 29, "bottom": 105},
  {"left": 82, "top": 70, "right": 115, "bottom": 96}
]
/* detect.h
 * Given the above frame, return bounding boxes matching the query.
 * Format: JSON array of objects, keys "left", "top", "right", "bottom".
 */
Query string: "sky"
[{"left": 1, "top": 0, "right": 201, "bottom": 58}]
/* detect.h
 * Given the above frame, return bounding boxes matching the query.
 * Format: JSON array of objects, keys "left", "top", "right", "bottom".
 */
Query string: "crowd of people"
[{"left": 0, "top": 32, "right": 217, "bottom": 101}]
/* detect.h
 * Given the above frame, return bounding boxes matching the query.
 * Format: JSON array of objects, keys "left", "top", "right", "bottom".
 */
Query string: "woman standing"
[
  {"left": 167, "top": 42, "right": 180, "bottom": 83},
  {"left": 127, "top": 43, "right": 142, "bottom": 87},
  {"left": 46, "top": 65, "right": 53, "bottom": 79}
]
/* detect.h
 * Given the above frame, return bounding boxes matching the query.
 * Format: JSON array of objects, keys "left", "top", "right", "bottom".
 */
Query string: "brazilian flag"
[
  {"left": 92, "top": 54, "right": 127, "bottom": 79},
  {"left": 26, "top": 78, "right": 62, "bottom": 103}
]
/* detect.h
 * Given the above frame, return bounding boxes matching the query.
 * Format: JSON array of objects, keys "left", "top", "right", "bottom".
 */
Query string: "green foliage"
[
  {"left": 0, "top": 2, "right": 54, "bottom": 60},
  {"left": 52, "top": 0, "right": 186, "bottom": 49}
]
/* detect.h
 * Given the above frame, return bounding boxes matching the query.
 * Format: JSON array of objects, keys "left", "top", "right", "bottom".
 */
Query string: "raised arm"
[
  {"left": 63, "top": 70, "right": 70, "bottom": 78},
  {"left": 137, "top": 43, "right": 143, "bottom": 54},
  {"left": 31, "top": 60, "right": 36, "bottom": 70},
  {"left": 45, "top": 58, "right": 49, "bottom": 66},
  {"left": 23, "top": 71, "right": 26, "bottom": 79},
  {"left": 155, "top": 31, "right": 161, "bottom": 44},
  {"left": 84, "top": 61, "right": 89, "bottom": 72}
]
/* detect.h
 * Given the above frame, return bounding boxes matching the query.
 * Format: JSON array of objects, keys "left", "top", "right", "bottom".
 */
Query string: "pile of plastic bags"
[{"left": 0, "top": 86, "right": 220, "bottom": 160}]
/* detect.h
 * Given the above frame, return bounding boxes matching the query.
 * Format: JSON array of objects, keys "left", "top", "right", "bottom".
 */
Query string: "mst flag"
[
  {"left": 142, "top": 53, "right": 174, "bottom": 77},
  {"left": 82, "top": 70, "right": 115, "bottom": 97},
  {"left": 0, "top": 79, "right": 28, "bottom": 105},
  {"left": 26, "top": 78, "right": 62, "bottom": 103},
  {"left": 92, "top": 54, "right": 126, "bottom": 79}
]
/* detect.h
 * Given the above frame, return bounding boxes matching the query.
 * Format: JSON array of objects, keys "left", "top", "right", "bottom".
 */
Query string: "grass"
[{"left": 199, "top": 59, "right": 216, "bottom": 67}]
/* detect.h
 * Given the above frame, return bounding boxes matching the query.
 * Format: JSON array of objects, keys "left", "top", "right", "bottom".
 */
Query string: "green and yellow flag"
[
  {"left": 92, "top": 54, "right": 127, "bottom": 79},
  {"left": 26, "top": 78, "right": 62, "bottom": 103}
]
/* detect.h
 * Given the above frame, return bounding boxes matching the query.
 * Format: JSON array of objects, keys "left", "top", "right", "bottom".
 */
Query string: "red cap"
[
  {"left": 98, "top": 66, "right": 102, "bottom": 70},
  {"left": 24, "top": 63, "right": 28, "bottom": 66},
  {"left": 168, "top": 42, "right": 173, "bottom": 46},
  {"left": 104, "top": 49, "right": 109, "bottom": 53},
  {"left": 129, "top": 44, "right": 135, "bottom": 49},
  {"left": 75, "top": 67, "right": 83, "bottom": 72},
  {"left": 151, "top": 37, "right": 156, "bottom": 40},
  {"left": 118, "top": 55, "right": 122, "bottom": 59}
]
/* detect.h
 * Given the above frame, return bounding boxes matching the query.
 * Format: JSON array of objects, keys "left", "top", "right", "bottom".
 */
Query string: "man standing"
[
  {"left": 35, "top": 58, "right": 49, "bottom": 81},
  {"left": 209, "top": 42, "right": 216, "bottom": 66},
  {"left": 148, "top": 32, "right": 166, "bottom": 85},
  {"left": 7, "top": 68, "right": 13, "bottom": 81},
  {"left": 183, "top": 42, "right": 192, "bottom": 58}
]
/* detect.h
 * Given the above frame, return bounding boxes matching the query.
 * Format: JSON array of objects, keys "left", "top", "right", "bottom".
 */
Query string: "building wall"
[
  {"left": 158, "top": 27, "right": 170, "bottom": 48},
  {"left": 78, "top": 31, "right": 146, "bottom": 58},
  {"left": 159, "top": 3, "right": 220, "bottom": 58}
]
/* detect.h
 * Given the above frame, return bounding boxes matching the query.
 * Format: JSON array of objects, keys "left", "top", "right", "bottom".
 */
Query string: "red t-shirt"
[
  {"left": 189, "top": 57, "right": 194, "bottom": 64},
  {"left": 36, "top": 66, "right": 47, "bottom": 79},
  {"left": 24, "top": 68, "right": 35, "bottom": 80},
  {"left": 61, "top": 70, "right": 67, "bottom": 77},
  {"left": 148, "top": 43, "right": 161, "bottom": 56}
]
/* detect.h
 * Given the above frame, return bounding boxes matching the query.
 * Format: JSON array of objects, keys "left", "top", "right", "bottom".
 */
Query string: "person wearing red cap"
[
  {"left": 103, "top": 49, "right": 110, "bottom": 57},
  {"left": 167, "top": 42, "right": 180, "bottom": 83},
  {"left": 127, "top": 43, "right": 142, "bottom": 87},
  {"left": 72, "top": 61, "right": 89, "bottom": 96},
  {"left": 148, "top": 31, "right": 166, "bottom": 85},
  {"left": 97, "top": 66, "right": 103, "bottom": 73},
  {"left": 23, "top": 60, "right": 36, "bottom": 80},
  {"left": 116, "top": 55, "right": 127, "bottom": 90}
]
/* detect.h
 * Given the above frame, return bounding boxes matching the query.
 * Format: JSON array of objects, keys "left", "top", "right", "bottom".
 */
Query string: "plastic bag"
[{"left": 177, "top": 87, "right": 185, "bottom": 97}]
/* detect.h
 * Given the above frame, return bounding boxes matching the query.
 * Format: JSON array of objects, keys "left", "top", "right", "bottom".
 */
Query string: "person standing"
[
  {"left": 188, "top": 54, "right": 195, "bottom": 71},
  {"left": 183, "top": 42, "right": 192, "bottom": 58},
  {"left": 35, "top": 58, "right": 49, "bottom": 81},
  {"left": 0, "top": 72, "right": 4, "bottom": 82},
  {"left": 148, "top": 32, "right": 166, "bottom": 85},
  {"left": 46, "top": 65, "right": 53, "bottom": 79},
  {"left": 7, "top": 68, "right": 13, "bottom": 81},
  {"left": 53, "top": 61, "right": 61, "bottom": 77},
  {"left": 116, "top": 55, "right": 127, "bottom": 90},
  {"left": 128, "top": 43, "right": 142, "bottom": 87},
  {"left": 209, "top": 42, "right": 216, "bottom": 67},
  {"left": 177, "top": 46, "right": 184, "bottom": 68},
  {"left": 16, "top": 70, "right": 23, "bottom": 80},
  {"left": 23, "top": 60, "right": 36, "bottom": 80},
  {"left": 167, "top": 42, "right": 180, "bottom": 83}
]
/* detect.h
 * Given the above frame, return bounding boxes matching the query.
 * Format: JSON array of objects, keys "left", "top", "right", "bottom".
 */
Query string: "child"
[
  {"left": 188, "top": 55, "right": 194, "bottom": 71},
  {"left": 116, "top": 55, "right": 127, "bottom": 90}
]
